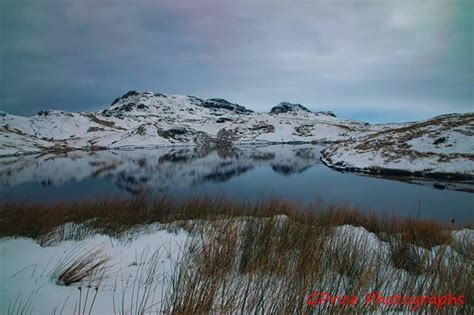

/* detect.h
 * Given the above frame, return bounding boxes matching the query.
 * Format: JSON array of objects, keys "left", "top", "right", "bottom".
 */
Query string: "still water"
[{"left": 0, "top": 145, "right": 472, "bottom": 224}]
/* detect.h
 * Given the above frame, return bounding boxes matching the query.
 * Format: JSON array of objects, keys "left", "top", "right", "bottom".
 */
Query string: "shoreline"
[
  {"left": 320, "top": 152, "right": 474, "bottom": 182},
  {"left": 1, "top": 194, "right": 472, "bottom": 242}
]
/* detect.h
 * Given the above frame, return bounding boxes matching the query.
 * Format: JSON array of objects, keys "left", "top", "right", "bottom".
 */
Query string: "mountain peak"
[
  {"left": 104, "top": 91, "right": 254, "bottom": 117},
  {"left": 200, "top": 98, "right": 253, "bottom": 114},
  {"left": 270, "top": 102, "right": 311, "bottom": 115},
  {"left": 110, "top": 90, "right": 160, "bottom": 107}
]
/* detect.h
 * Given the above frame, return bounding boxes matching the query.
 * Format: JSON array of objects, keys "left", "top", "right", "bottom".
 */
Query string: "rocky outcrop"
[
  {"left": 200, "top": 98, "right": 253, "bottom": 114},
  {"left": 316, "top": 110, "right": 336, "bottom": 117},
  {"left": 270, "top": 102, "right": 311, "bottom": 114}
]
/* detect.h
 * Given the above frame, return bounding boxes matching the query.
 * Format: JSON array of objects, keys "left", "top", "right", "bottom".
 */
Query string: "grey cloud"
[{"left": 0, "top": 0, "right": 472, "bottom": 122}]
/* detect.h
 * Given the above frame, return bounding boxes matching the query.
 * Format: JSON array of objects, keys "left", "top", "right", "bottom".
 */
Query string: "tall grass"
[
  {"left": 0, "top": 195, "right": 460, "bottom": 250},
  {"left": 160, "top": 216, "right": 472, "bottom": 314}
]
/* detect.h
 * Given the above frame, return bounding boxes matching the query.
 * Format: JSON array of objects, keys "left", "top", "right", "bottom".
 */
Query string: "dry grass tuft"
[{"left": 50, "top": 245, "right": 110, "bottom": 286}]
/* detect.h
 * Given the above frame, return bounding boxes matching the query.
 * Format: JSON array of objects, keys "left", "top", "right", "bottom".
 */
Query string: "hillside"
[
  {"left": 0, "top": 91, "right": 379, "bottom": 156},
  {"left": 321, "top": 113, "right": 474, "bottom": 179}
]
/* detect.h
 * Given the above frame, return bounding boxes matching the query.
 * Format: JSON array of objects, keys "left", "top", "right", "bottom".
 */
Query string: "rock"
[
  {"left": 316, "top": 111, "right": 336, "bottom": 117},
  {"left": 433, "top": 137, "right": 447, "bottom": 145},
  {"left": 294, "top": 124, "right": 314, "bottom": 135},
  {"left": 186, "top": 95, "right": 204, "bottom": 106},
  {"left": 200, "top": 98, "right": 253, "bottom": 114},
  {"left": 216, "top": 117, "right": 233, "bottom": 123},
  {"left": 37, "top": 110, "right": 50, "bottom": 116},
  {"left": 154, "top": 93, "right": 167, "bottom": 98},
  {"left": 87, "top": 127, "right": 105, "bottom": 133},
  {"left": 111, "top": 90, "right": 140, "bottom": 106},
  {"left": 250, "top": 124, "right": 275, "bottom": 133},
  {"left": 136, "top": 125, "right": 148, "bottom": 136},
  {"left": 121, "top": 103, "right": 134, "bottom": 112},
  {"left": 270, "top": 102, "right": 311, "bottom": 114},
  {"left": 158, "top": 127, "right": 189, "bottom": 140}
]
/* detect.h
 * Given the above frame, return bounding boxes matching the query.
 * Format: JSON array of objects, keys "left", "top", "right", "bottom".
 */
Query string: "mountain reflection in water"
[{"left": 0, "top": 144, "right": 473, "bottom": 224}]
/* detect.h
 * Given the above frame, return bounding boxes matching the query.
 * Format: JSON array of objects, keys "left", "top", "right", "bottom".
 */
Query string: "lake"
[{"left": 0, "top": 144, "right": 472, "bottom": 224}]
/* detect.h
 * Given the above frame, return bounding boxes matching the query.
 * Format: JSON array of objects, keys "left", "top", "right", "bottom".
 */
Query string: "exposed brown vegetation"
[
  {"left": 51, "top": 246, "right": 110, "bottom": 286},
  {"left": 162, "top": 215, "right": 472, "bottom": 314},
  {"left": 330, "top": 113, "right": 474, "bottom": 166},
  {"left": 0, "top": 195, "right": 463, "bottom": 250},
  {"left": 86, "top": 127, "right": 105, "bottom": 133},
  {"left": 86, "top": 114, "right": 116, "bottom": 128}
]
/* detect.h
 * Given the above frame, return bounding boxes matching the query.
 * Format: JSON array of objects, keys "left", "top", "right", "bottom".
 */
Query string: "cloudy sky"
[{"left": 1, "top": 0, "right": 472, "bottom": 122}]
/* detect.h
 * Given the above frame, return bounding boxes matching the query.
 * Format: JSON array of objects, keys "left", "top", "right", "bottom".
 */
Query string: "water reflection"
[
  {"left": 0, "top": 145, "right": 323, "bottom": 194},
  {"left": 0, "top": 145, "right": 473, "bottom": 223}
]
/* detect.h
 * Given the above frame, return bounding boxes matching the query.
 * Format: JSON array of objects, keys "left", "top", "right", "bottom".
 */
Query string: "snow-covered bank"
[
  {"left": 1, "top": 217, "right": 472, "bottom": 314},
  {"left": 321, "top": 113, "right": 474, "bottom": 179},
  {"left": 1, "top": 224, "right": 188, "bottom": 314}
]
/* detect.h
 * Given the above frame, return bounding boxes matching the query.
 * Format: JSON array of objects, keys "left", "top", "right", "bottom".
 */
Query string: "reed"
[
  {"left": 161, "top": 216, "right": 472, "bottom": 313},
  {"left": 0, "top": 194, "right": 460, "bottom": 251}
]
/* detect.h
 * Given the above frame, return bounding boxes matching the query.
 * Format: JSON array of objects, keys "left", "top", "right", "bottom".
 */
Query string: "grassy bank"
[{"left": 0, "top": 195, "right": 466, "bottom": 247}]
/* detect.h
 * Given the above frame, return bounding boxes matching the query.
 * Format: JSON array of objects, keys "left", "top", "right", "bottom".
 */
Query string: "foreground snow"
[
  {"left": 1, "top": 218, "right": 472, "bottom": 314},
  {"left": 1, "top": 224, "right": 188, "bottom": 314}
]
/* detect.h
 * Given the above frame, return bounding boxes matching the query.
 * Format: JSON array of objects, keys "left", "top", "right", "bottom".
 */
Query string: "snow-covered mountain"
[
  {"left": 0, "top": 90, "right": 380, "bottom": 156},
  {"left": 1, "top": 90, "right": 472, "bottom": 179}
]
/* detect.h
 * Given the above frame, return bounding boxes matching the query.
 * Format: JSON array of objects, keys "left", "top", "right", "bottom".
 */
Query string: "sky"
[{"left": 0, "top": 0, "right": 472, "bottom": 122}]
